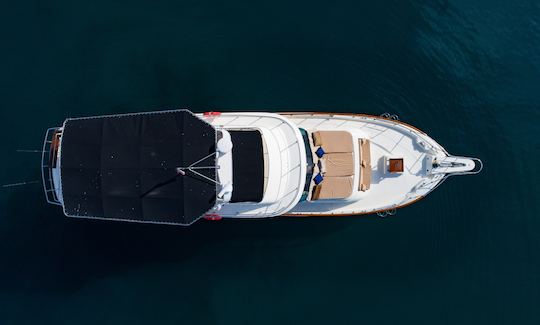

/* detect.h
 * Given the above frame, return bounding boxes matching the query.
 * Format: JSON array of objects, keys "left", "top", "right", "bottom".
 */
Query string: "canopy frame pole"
[{"left": 176, "top": 152, "right": 220, "bottom": 185}]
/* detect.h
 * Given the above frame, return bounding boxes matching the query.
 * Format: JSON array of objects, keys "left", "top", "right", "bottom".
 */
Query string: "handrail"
[
  {"left": 41, "top": 127, "right": 62, "bottom": 205},
  {"left": 280, "top": 111, "right": 449, "bottom": 155},
  {"left": 451, "top": 156, "right": 483, "bottom": 175},
  {"left": 439, "top": 156, "right": 483, "bottom": 176},
  {"left": 423, "top": 156, "right": 483, "bottom": 194}
]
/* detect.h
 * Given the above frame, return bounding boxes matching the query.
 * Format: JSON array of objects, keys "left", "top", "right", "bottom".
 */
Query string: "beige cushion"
[
  {"left": 321, "top": 152, "right": 354, "bottom": 177},
  {"left": 312, "top": 176, "right": 354, "bottom": 200},
  {"left": 358, "top": 138, "right": 372, "bottom": 191},
  {"left": 312, "top": 131, "right": 353, "bottom": 153}
]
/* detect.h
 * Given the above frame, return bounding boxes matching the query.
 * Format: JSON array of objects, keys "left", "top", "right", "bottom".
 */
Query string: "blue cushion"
[
  {"left": 315, "top": 147, "right": 325, "bottom": 158},
  {"left": 314, "top": 173, "right": 324, "bottom": 185}
]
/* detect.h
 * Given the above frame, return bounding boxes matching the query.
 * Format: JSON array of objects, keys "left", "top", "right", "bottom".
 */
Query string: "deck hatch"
[
  {"left": 60, "top": 110, "right": 216, "bottom": 225},
  {"left": 229, "top": 130, "right": 264, "bottom": 203}
]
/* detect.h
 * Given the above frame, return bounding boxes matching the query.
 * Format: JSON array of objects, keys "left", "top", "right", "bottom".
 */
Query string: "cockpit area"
[{"left": 205, "top": 112, "right": 307, "bottom": 218}]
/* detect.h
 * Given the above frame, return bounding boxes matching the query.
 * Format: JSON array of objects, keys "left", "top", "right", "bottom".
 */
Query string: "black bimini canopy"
[{"left": 60, "top": 110, "right": 217, "bottom": 225}]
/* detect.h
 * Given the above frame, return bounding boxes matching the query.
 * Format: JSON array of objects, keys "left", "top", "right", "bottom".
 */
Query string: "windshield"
[{"left": 299, "top": 128, "right": 314, "bottom": 201}]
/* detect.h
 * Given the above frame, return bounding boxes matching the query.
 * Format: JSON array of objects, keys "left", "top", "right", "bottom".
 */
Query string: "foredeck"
[{"left": 283, "top": 113, "right": 448, "bottom": 215}]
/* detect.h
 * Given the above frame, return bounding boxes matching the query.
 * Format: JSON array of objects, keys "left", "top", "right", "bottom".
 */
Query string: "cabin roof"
[{"left": 59, "top": 110, "right": 217, "bottom": 225}]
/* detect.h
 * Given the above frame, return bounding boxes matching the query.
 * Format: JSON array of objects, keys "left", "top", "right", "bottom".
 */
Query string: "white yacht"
[{"left": 42, "top": 110, "right": 482, "bottom": 225}]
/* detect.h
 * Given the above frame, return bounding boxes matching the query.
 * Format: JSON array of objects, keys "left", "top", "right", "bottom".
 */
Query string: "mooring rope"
[{"left": 2, "top": 180, "right": 40, "bottom": 188}]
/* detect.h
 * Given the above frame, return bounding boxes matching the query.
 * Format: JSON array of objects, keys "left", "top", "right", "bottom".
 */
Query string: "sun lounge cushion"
[
  {"left": 312, "top": 131, "right": 353, "bottom": 153},
  {"left": 311, "top": 176, "right": 354, "bottom": 200},
  {"left": 358, "top": 138, "right": 372, "bottom": 191},
  {"left": 321, "top": 152, "right": 354, "bottom": 177}
]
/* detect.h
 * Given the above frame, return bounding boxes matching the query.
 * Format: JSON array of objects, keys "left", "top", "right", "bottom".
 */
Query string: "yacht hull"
[{"left": 42, "top": 110, "right": 481, "bottom": 224}]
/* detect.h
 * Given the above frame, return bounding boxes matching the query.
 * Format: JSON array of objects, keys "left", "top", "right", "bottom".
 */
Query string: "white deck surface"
[{"left": 284, "top": 113, "right": 448, "bottom": 215}]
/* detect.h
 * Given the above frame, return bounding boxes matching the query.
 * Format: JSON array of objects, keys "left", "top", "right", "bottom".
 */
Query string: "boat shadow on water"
[
  {"left": 0, "top": 184, "right": 355, "bottom": 294},
  {"left": 0, "top": 183, "right": 488, "bottom": 296}
]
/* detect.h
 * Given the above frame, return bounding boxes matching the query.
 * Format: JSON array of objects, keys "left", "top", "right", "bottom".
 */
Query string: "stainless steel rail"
[{"left": 41, "top": 127, "right": 62, "bottom": 205}]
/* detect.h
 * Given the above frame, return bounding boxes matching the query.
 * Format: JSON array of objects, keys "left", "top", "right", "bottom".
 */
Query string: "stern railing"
[{"left": 41, "top": 127, "right": 62, "bottom": 205}]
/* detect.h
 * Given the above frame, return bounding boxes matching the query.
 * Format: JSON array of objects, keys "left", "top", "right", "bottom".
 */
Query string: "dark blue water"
[{"left": 1, "top": 1, "right": 539, "bottom": 324}]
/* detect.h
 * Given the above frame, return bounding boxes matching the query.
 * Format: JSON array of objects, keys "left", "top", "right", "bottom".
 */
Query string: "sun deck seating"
[
  {"left": 308, "top": 131, "right": 373, "bottom": 199},
  {"left": 310, "top": 131, "right": 355, "bottom": 200},
  {"left": 312, "top": 131, "right": 354, "bottom": 152},
  {"left": 311, "top": 176, "right": 354, "bottom": 200},
  {"left": 320, "top": 152, "right": 354, "bottom": 177},
  {"left": 358, "top": 138, "right": 371, "bottom": 191}
]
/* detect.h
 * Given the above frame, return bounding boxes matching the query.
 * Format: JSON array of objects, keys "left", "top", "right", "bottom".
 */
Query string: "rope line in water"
[
  {"left": 16, "top": 150, "right": 45, "bottom": 153},
  {"left": 2, "top": 180, "right": 40, "bottom": 188}
]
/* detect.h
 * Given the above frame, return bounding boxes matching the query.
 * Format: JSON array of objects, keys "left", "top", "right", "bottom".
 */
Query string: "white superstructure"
[
  {"left": 202, "top": 111, "right": 481, "bottom": 218},
  {"left": 200, "top": 112, "right": 307, "bottom": 218}
]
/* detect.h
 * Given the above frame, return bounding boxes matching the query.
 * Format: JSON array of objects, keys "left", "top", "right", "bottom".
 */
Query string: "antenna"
[
  {"left": 16, "top": 149, "right": 45, "bottom": 153},
  {"left": 1, "top": 149, "right": 43, "bottom": 188},
  {"left": 2, "top": 180, "right": 40, "bottom": 188}
]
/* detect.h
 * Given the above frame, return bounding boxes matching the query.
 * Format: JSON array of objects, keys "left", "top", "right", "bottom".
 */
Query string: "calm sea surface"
[{"left": 1, "top": 1, "right": 539, "bottom": 324}]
